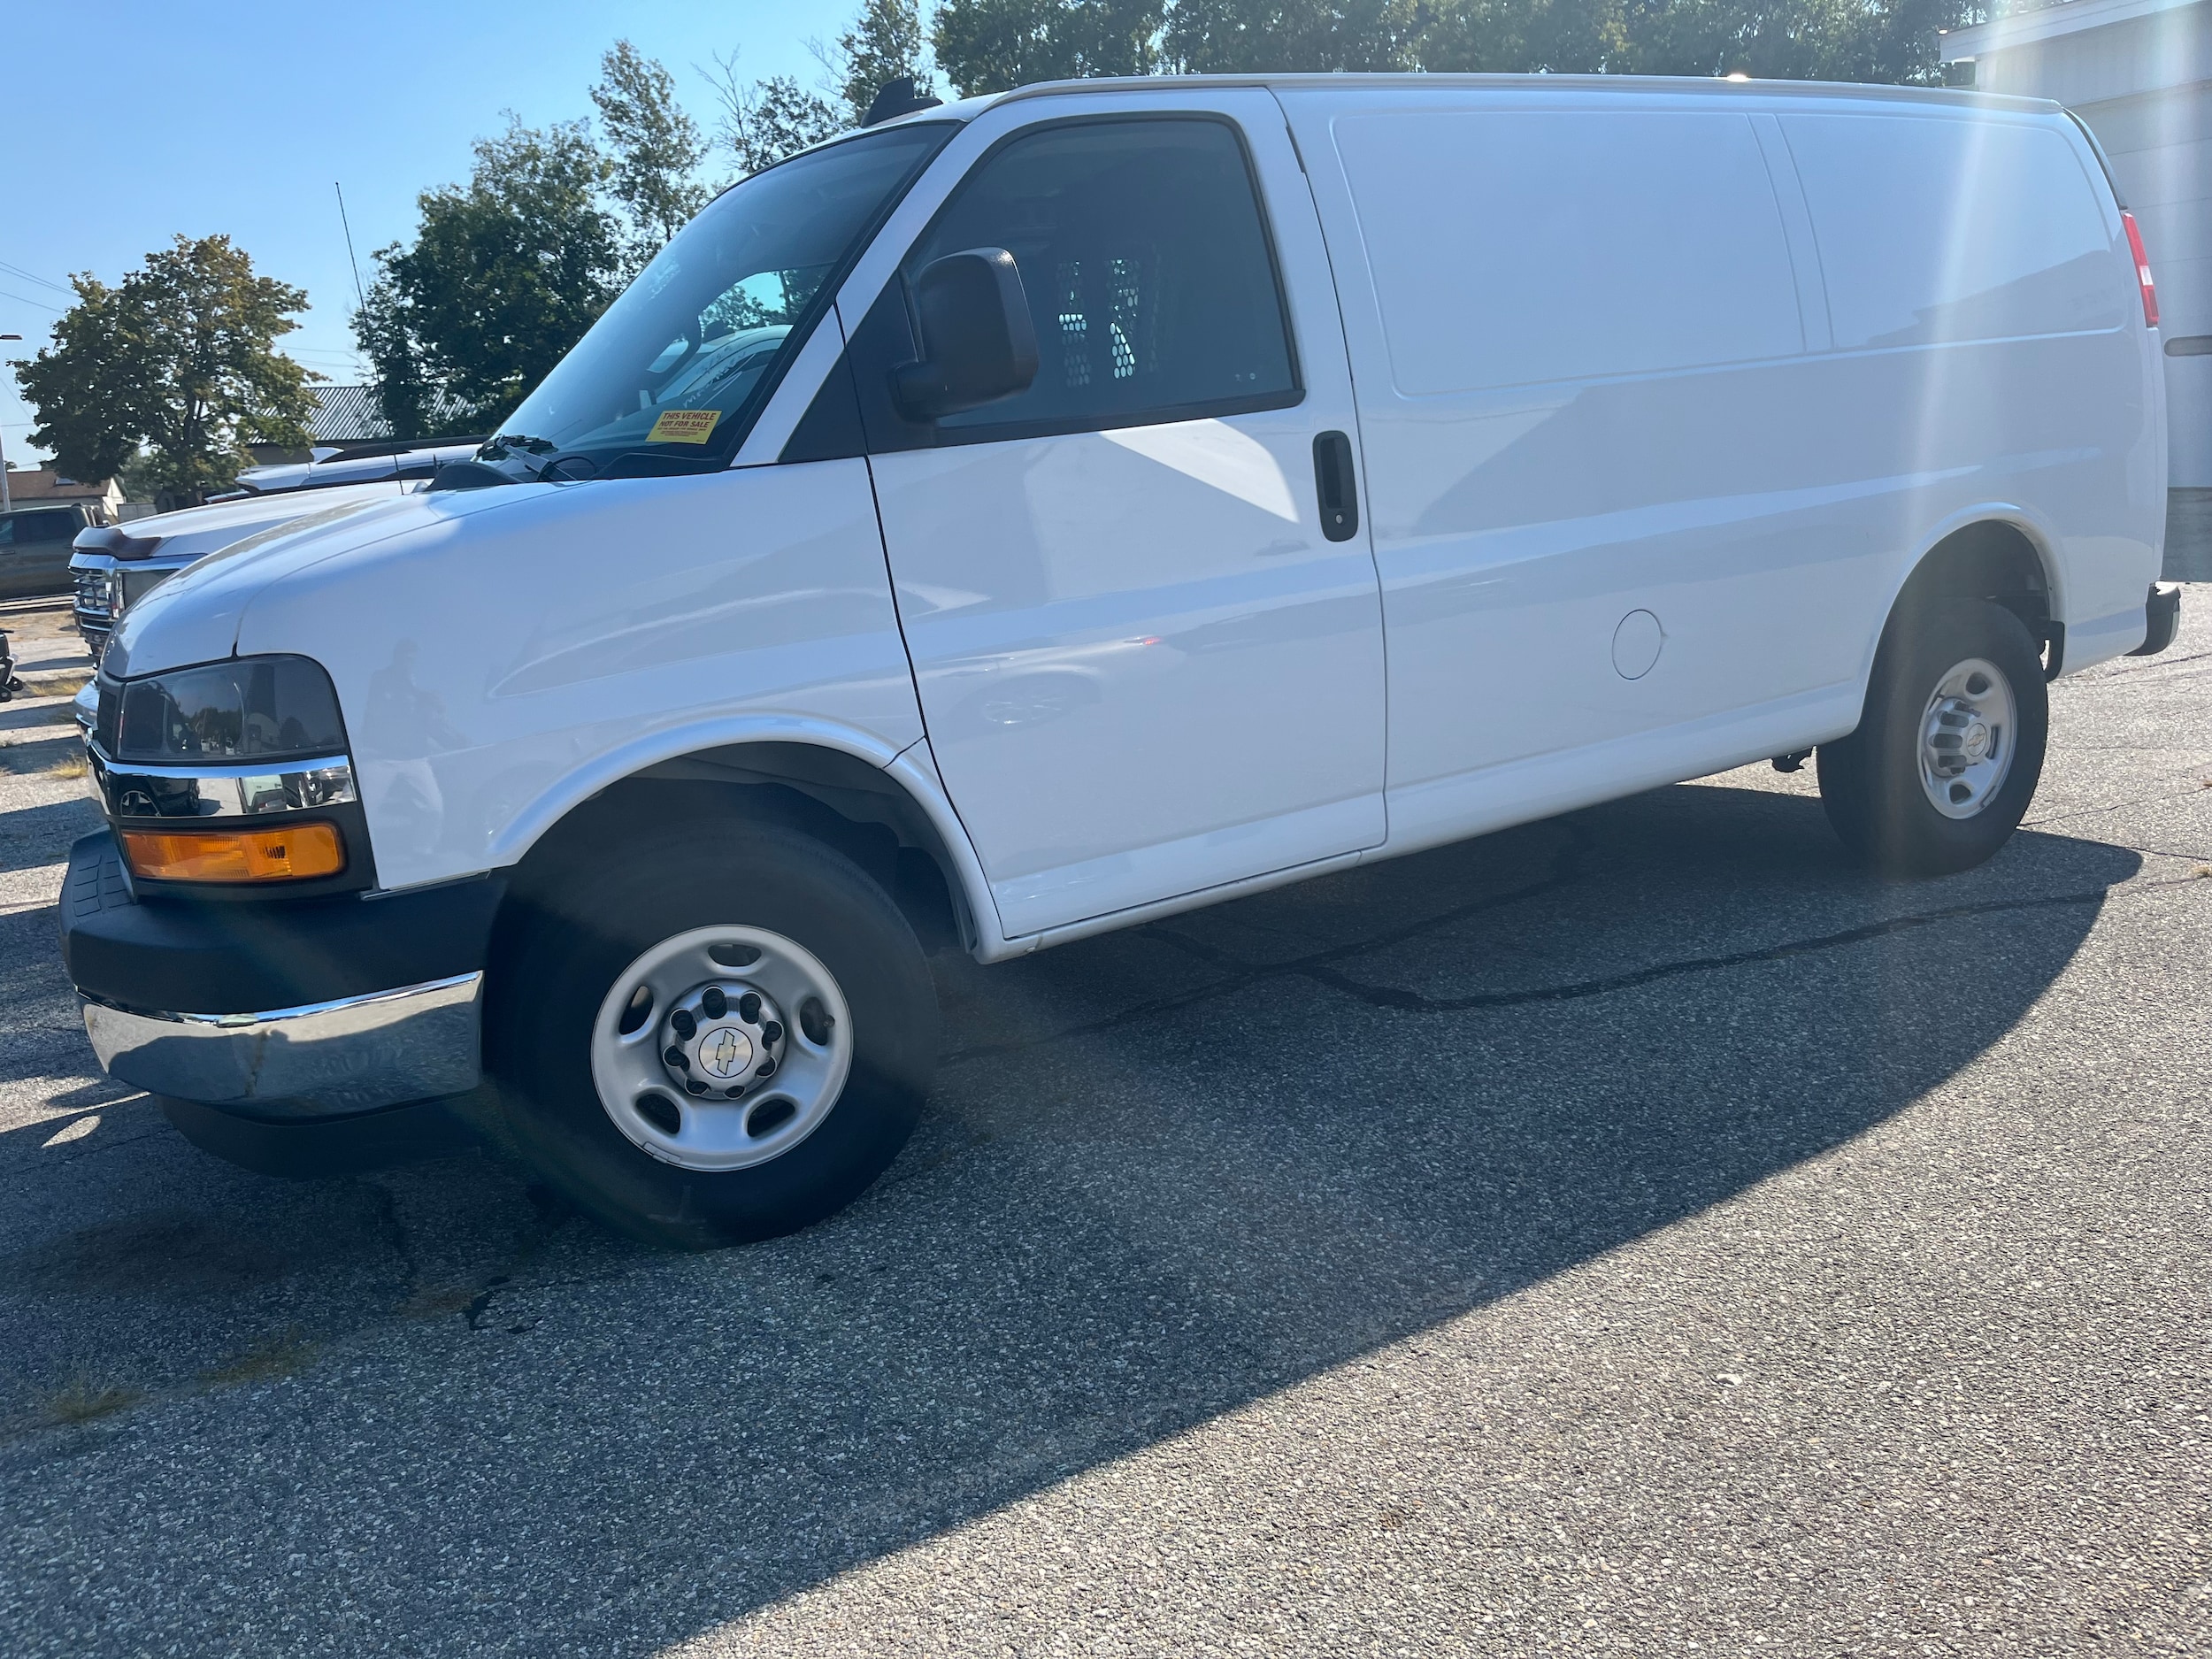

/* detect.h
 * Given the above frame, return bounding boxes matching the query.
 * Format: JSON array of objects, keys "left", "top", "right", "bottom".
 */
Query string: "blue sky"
[{"left": 3, "top": 1, "right": 873, "bottom": 465}]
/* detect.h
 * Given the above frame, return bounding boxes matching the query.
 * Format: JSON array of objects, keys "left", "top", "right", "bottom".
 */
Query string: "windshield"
[{"left": 481, "top": 120, "right": 953, "bottom": 480}]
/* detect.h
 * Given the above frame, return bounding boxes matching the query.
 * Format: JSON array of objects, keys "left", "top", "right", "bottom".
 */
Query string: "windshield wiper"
[{"left": 483, "top": 432, "right": 557, "bottom": 458}]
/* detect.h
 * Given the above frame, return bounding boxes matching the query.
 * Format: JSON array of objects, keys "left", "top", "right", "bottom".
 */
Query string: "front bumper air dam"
[
  {"left": 60, "top": 830, "right": 503, "bottom": 1121},
  {"left": 83, "top": 973, "right": 484, "bottom": 1122}
]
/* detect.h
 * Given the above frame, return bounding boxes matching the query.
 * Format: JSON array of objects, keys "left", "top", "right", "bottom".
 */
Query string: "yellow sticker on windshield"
[{"left": 647, "top": 409, "right": 721, "bottom": 444}]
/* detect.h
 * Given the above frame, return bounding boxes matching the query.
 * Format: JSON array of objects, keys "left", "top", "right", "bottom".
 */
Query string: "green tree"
[
  {"left": 710, "top": 0, "right": 939, "bottom": 178},
  {"left": 356, "top": 118, "right": 622, "bottom": 434},
  {"left": 13, "top": 277, "right": 138, "bottom": 489},
  {"left": 350, "top": 274, "right": 458, "bottom": 441},
  {"left": 1164, "top": 0, "right": 1417, "bottom": 71},
  {"left": 831, "top": 0, "right": 937, "bottom": 121},
  {"left": 1609, "top": 0, "right": 1965, "bottom": 81},
  {"left": 709, "top": 58, "right": 849, "bottom": 176},
  {"left": 592, "top": 40, "right": 710, "bottom": 265},
  {"left": 930, "top": 0, "right": 1964, "bottom": 88},
  {"left": 932, "top": 0, "right": 1162, "bottom": 95},
  {"left": 15, "top": 234, "right": 315, "bottom": 507},
  {"left": 1413, "top": 0, "right": 1630, "bottom": 72}
]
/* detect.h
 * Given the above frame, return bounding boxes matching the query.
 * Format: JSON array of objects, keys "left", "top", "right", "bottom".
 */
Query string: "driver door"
[{"left": 842, "top": 94, "right": 1387, "bottom": 940}]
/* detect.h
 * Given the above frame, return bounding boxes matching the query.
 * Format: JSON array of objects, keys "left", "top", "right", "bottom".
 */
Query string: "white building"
[{"left": 1943, "top": 0, "right": 2208, "bottom": 572}]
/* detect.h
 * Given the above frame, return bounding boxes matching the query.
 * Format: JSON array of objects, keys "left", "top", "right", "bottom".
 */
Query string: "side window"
[{"left": 899, "top": 118, "right": 1298, "bottom": 441}]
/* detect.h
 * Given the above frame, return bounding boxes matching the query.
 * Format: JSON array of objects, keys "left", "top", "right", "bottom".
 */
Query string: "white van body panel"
[
  {"left": 1774, "top": 104, "right": 2162, "bottom": 643},
  {"left": 843, "top": 87, "right": 1389, "bottom": 938},
  {"left": 1277, "top": 81, "right": 2162, "bottom": 862},
  {"left": 231, "top": 463, "right": 927, "bottom": 892}
]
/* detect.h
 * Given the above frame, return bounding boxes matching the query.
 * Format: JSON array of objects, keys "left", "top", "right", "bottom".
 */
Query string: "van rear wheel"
[
  {"left": 486, "top": 822, "right": 937, "bottom": 1248},
  {"left": 1817, "top": 597, "right": 2048, "bottom": 877}
]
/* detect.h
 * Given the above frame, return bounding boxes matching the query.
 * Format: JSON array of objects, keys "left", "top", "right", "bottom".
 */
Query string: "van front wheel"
[
  {"left": 486, "top": 823, "right": 938, "bottom": 1248},
  {"left": 1818, "top": 597, "right": 2048, "bottom": 877}
]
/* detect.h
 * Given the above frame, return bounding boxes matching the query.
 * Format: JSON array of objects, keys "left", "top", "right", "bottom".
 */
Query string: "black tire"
[
  {"left": 485, "top": 820, "right": 938, "bottom": 1248},
  {"left": 1818, "top": 596, "right": 2048, "bottom": 877}
]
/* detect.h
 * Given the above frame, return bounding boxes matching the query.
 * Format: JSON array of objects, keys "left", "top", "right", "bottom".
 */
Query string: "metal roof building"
[
  {"left": 309, "top": 385, "right": 394, "bottom": 446},
  {"left": 304, "top": 385, "right": 476, "bottom": 447}
]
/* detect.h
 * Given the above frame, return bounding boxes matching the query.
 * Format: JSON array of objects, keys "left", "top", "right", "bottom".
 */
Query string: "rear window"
[
  {"left": 1782, "top": 113, "right": 2124, "bottom": 349},
  {"left": 1333, "top": 109, "right": 1803, "bottom": 396}
]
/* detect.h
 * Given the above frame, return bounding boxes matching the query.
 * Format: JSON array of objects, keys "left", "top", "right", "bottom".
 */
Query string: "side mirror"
[{"left": 892, "top": 247, "right": 1040, "bottom": 421}]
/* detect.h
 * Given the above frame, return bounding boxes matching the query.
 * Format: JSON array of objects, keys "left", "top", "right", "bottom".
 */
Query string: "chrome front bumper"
[{"left": 82, "top": 972, "right": 484, "bottom": 1122}]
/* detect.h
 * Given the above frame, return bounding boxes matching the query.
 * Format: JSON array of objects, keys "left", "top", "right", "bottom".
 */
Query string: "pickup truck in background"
[
  {"left": 67, "top": 440, "right": 480, "bottom": 663},
  {"left": 0, "top": 503, "right": 105, "bottom": 600}
]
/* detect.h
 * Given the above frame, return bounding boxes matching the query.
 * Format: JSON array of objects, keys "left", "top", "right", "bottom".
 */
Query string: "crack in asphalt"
[
  {"left": 361, "top": 1179, "right": 424, "bottom": 1308},
  {"left": 2078, "top": 647, "right": 2212, "bottom": 680},
  {"left": 2027, "top": 782, "right": 2212, "bottom": 830},
  {"left": 1294, "top": 882, "right": 2158, "bottom": 1014},
  {"left": 945, "top": 853, "right": 2196, "bottom": 1067},
  {"left": 1150, "top": 820, "right": 1597, "bottom": 976},
  {"left": 2085, "top": 840, "right": 2212, "bottom": 864},
  {"left": 943, "top": 823, "right": 1593, "bottom": 1068}
]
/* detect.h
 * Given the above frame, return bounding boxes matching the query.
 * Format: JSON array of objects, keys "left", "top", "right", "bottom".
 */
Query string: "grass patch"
[
  {"left": 0, "top": 739, "right": 84, "bottom": 777},
  {"left": 29, "top": 670, "right": 91, "bottom": 699},
  {"left": 199, "top": 1327, "right": 318, "bottom": 1389},
  {"left": 42, "top": 1376, "right": 142, "bottom": 1426}
]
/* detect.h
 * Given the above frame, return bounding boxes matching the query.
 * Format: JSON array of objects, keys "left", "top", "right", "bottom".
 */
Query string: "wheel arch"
[
  {"left": 495, "top": 726, "right": 1002, "bottom": 959},
  {"left": 1876, "top": 511, "right": 2065, "bottom": 681}
]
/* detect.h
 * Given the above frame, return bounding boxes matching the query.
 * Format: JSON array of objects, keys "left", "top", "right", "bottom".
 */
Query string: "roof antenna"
[
  {"left": 334, "top": 182, "right": 366, "bottom": 311},
  {"left": 863, "top": 76, "right": 943, "bottom": 128}
]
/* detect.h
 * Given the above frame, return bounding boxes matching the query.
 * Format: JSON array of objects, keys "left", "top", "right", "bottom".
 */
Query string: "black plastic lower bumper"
[{"left": 59, "top": 831, "right": 504, "bottom": 1017}]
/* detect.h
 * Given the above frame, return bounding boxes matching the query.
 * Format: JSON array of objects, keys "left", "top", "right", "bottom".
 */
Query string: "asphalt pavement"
[{"left": 0, "top": 595, "right": 2204, "bottom": 1656}]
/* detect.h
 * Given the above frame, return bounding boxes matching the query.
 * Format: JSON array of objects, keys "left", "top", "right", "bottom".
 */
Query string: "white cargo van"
[{"left": 63, "top": 74, "right": 2175, "bottom": 1246}]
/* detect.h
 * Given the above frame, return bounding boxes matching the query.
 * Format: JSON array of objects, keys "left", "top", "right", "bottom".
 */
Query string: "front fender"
[{"left": 234, "top": 462, "right": 934, "bottom": 894}]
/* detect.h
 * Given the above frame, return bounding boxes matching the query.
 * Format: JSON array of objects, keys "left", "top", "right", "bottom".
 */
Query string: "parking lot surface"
[{"left": 0, "top": 597, "right": 2205, "bottom": 1656}]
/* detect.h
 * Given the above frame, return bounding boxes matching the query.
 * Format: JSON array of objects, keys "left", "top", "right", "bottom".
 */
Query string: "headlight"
[
  {"left": 104, "top": 655, "right": 349, "bottom": 765},
  {"left": 92, "top": 656, "right": 364, "bottom": 889}
]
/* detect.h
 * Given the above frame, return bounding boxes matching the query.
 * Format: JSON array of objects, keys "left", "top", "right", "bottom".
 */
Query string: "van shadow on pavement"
[{"left": 0, "top": 779, "right": 2141, "bottom": 1654}]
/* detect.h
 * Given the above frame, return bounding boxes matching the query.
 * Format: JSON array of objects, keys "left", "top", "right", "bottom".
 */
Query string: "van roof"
[{"left": 912, "top": 73, "right": 2061, "bottom": 124}]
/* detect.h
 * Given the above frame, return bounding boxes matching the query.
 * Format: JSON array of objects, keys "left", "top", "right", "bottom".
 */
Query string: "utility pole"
[{"left": 0, "top": 334, "right": 19, "bottom": 512}]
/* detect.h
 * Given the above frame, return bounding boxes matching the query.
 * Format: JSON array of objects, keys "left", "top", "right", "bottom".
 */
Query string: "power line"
[
  {"left": 0, "top": 289, "right": 60, "bottom": 313},
  {"left": 0, "top": 259, "right": 69, "bottom": 295}
]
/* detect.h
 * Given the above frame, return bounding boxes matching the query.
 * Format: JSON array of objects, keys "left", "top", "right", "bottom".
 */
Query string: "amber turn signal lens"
[{"left": 119, "top": 822, "right": 345, "bottom": 884}]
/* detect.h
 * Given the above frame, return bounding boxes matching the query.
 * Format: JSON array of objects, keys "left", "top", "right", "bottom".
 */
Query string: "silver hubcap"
[
  {"left": 590, "top": 925, "right": 851, "bottom": 1172},
  {"left": 1917, "top": 657, "right": 2016, "bottom": 820}
]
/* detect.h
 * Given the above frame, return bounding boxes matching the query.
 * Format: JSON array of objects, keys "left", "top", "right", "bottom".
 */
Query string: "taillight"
[{"left": 2121, "top": 210, "right": 2159, "bottom": 328}]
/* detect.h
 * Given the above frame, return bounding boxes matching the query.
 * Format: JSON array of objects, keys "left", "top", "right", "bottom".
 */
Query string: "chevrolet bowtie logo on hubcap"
[{"left": 698, "top": 1025, "right": 754, "bottom": 1079}]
